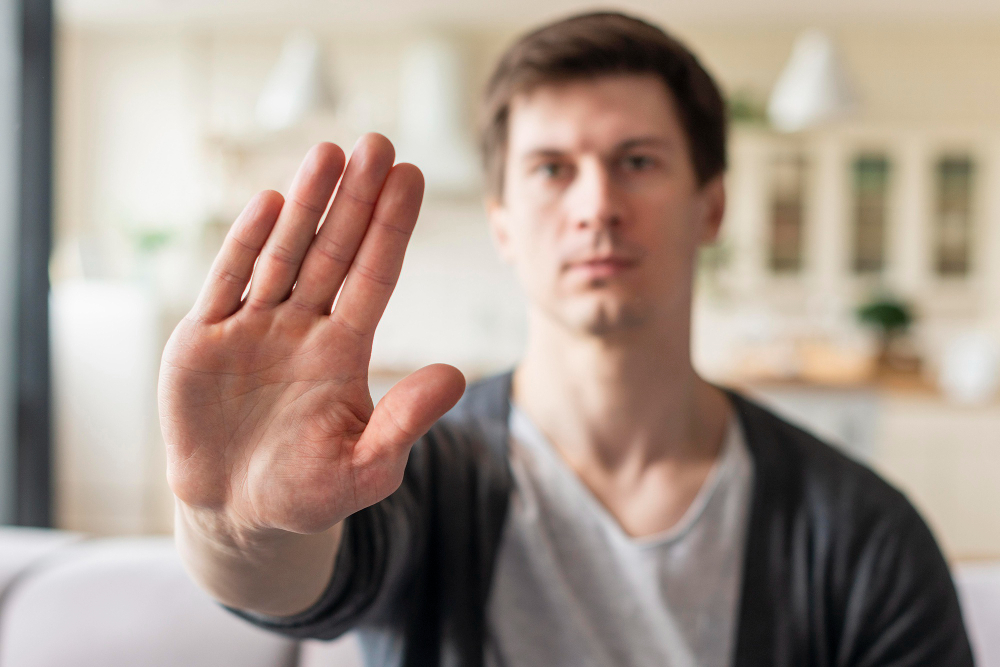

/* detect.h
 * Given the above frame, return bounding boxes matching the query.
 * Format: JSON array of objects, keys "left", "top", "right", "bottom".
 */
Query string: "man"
[{"left": 160, "top": 12, "right": 973, "bottom": 666}]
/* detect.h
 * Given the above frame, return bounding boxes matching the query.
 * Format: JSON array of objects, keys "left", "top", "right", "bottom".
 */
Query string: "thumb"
[{"left": 356, "top": 364, "right": 466, "bottom": 467}]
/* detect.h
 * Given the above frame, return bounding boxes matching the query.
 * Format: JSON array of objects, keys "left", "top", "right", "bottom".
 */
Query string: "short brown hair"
[{"left": 480, "top": 11, "right": 727, "bottom": 201}]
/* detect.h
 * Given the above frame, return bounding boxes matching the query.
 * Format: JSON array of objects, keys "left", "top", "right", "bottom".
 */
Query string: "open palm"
[{"left": 159, "top": 135, "right": 464, "bottom": 538}]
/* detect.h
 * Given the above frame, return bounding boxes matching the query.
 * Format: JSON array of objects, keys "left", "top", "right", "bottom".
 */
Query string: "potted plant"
[{"left": 856, "top": 294, "right": 918, "bottom": 373}]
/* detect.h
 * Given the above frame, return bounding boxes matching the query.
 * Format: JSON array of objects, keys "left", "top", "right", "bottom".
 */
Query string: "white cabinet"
[
  {"left": 51, "top": 280, "right": 160, "bottom": 535},
  {"left": 875, "top": 395, "right": 1000, "bottom": 560},
  {"left": 743, "top": 383, "right": 1000, "bottom": 560}
]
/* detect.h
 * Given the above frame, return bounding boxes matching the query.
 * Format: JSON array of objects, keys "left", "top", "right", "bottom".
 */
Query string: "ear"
[
  {"left": 487, "top": 197, "right": 516, "bottom": 264},
  {"left": 697, "top": 175, "right": 726, "bottom": 245}
]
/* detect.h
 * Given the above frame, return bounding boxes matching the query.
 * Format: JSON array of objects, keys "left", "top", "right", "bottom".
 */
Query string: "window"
[
  {"left": 851, "top": 155, "right": 891, "bottom": 274},
  {"left": 768, "top": 153, "right": 807, "bottom": 273},
  {"left": 934, "top": 156, "right": 975, "bottom": 277}
]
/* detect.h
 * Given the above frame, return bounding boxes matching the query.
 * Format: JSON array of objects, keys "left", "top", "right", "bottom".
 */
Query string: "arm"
[
  {"left": 159, "top": 135, "right": 464, "bottom": 618},
  {"left": 173, "top": 503, "right": 344, "bottom": 617},
  {"left": 843, "top": 502, "right": 975, "bottom": 666}
]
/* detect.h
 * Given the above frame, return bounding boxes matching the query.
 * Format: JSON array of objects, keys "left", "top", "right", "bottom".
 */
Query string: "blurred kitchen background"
[{"left": 3, "top": 0, "right": 1000, "bottom": 564}]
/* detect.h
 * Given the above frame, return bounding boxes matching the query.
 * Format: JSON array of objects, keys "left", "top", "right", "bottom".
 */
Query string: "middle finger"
[
  {"left": 244, "top": 142, "right": 346, "bottom": 308},
  {"left": 289, "top": 133, "right": 396, "bottom": 313}
]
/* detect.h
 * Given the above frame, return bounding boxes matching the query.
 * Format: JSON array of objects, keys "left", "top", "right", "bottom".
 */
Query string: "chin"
[{"left": 564, "top": 299, "right": 651, "bottom": 337}]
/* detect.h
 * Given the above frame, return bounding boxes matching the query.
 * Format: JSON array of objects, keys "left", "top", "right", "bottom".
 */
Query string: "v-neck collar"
[{"left": 507, "top": 401, "right": 745, "bottom": 548}]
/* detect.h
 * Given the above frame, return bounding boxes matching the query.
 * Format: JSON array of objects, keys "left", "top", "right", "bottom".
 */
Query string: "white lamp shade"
[
  {"left": 256, "top": 32, "right": 332, "bottom": 132},
  {"left": 768, "top": 30, "right": 856, "bottom": 132},
  {"left": 396, "top": 37, "right": 479, "bottom": 194}
]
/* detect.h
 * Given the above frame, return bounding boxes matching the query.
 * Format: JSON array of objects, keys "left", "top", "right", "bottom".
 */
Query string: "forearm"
[{"left": 174, "top": 500, "right": 343, "bottom": 617}]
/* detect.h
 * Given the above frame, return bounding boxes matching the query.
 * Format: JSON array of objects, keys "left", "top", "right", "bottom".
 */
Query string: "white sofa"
[
  {"left": 955, "top": 561, "right": 1000, "bottom": 667},
  {"left": 0, "top": 528, "right": 362, "bottom": 667},
  {"left": 0, "top": 527, "right": 997, "bottom": 665}
]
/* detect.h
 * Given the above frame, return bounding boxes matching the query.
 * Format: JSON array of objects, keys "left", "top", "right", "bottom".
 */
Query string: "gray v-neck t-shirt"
[{"left": 485, "top": 405, "right": 755, "bottom": 667}]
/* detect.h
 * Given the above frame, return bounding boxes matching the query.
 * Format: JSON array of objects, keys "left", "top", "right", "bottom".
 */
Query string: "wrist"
[
  {"left": 174, "top": 500, "right": 345, "bottom": 616},
  {"left": 174, "top": 500, "right": 277, "bottom": 555}
]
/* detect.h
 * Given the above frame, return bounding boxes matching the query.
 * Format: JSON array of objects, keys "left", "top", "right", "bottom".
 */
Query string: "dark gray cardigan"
[{"left": 236, "top": 372, "right": 974, "bottom": 666}]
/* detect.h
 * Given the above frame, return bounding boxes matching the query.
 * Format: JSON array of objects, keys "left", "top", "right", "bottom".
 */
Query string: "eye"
[
  {"left": 534, "top": 161, "right": 571, "bottom": 179},
  {"left": 622, "top": 154, "right": 656, "bottom": 171}
]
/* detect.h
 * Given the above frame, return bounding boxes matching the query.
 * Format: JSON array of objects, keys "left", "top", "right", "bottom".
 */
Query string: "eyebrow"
[
  {"left": 615, "top": 136, "right": 675, "bottom": 152},
  {"left": 520, "top": 135, "right": 676, "bottom": 161}
]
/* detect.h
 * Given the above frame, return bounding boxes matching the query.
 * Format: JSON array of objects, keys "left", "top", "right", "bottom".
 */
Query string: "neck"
[{"left": 513, "top": 305, "right": 730, "bottom": 470}]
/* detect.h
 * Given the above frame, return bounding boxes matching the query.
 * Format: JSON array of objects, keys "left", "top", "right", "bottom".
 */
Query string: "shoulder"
[
  {"left": 729, "top": 390, "right": 973, "bottom": 664},
  {"left": 728, "top": 389, "right": 915, "bottom": 528}
]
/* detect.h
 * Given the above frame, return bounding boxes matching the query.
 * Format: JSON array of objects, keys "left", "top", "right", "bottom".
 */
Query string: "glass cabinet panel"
[
  {"left": 768, "top": 153, "right": 808, "bottom": 273},
  {"left": 934, "top": 156, "right": 975, "bottom": 277},
  {"left": 851, "top": 154, "right": 891, "bottom": 274}
]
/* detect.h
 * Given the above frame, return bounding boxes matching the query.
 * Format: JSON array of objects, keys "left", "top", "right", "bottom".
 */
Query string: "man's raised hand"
[{"left": 159, "top": 135, "right": 465, "bottom": 549}]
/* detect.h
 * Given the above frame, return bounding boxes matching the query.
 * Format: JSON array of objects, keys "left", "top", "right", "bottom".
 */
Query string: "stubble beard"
[{"left": 553, "top": 288, "right": 652, "bottom": 339}]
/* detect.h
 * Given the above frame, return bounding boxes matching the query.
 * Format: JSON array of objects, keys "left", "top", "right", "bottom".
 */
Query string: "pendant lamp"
[{"left": 768, "top": 30, "right": 857, "bottom": 132}]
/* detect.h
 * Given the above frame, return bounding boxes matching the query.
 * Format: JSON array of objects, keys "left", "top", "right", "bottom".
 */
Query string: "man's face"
[{"left": 488, "top": 74, "right": 724, "bottom": 338}]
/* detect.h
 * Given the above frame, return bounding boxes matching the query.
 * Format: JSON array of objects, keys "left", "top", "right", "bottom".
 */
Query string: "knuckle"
[
  {"left": 264, "top": 242, "right": 300, "bottom": 267},
  {"left": 370, "top": 216, "right": 410, "bottom": 237},
  {"left": 382, "top": 402, "right": 418, "bottom": 443},
  {"left": 352, "top": 262, "right": 395, "bottom": 287},
  {"left": 242, "top": 295, "right": 272, "bottom": 311},
  {"left": 287, "top": 194, "right": 326, "bottom": 216},
  {"left": 331, "top": 314, "right": 368, "bottom": 339},
  {"left": 284, "top": 297, "right": 318, "bottom": 316},
  {"left": 336, "top": 184, "right": 378, "bottom": 208},
  {"left": 213, "top": 266, "right": 248, "bottom": 286},
  {"left": 310, "top": 234, "right": 354, "bottom": 266},
  {"left": 229, "top": 233, "right": 257, "bottom": 253}
]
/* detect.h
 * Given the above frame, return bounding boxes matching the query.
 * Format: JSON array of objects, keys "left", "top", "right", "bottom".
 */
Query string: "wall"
[
  {"left": 682, "top": 22, "right": 1000, "bottom": 127},
  {"left": 51, "top": 26, "right": 528, "bottom": 533},
  {"left": 50, "top": 18, "right": 1000, "bottom": 536}
]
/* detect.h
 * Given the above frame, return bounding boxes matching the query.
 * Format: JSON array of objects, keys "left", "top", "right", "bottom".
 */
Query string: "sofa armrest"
[
  {"left": 0, "top": 526, "right": 82, "bottom": 596},
  {"left": 0, "top": 537, "right": 298, "bottom": 667}
]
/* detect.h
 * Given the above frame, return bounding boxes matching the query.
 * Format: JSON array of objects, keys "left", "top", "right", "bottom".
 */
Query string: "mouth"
[{"left": 565, "top": 256, "right": 639, "bottom": 281}]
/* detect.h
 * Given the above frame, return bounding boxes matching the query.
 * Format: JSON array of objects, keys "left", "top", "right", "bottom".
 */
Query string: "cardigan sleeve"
[
  {"left": 837, "top": 499, "right": 974, "bottom": 667},
  {"left": 225, "top": 433, "right": 433, "bottom": 640},
  {"left": 224, "top": 373, "right": 515, "bottom": 665},
  {"left": 728, "top": 390, "right": 975, "bottom": 667}
]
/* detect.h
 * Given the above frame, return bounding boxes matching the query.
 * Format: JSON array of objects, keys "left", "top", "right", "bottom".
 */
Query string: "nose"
[{"left": 565, "top": 159, "right": 623, "bottom": 231}]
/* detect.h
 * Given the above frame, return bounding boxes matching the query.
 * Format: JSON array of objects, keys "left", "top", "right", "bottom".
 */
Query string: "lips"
[{"left": 566, "top": 256, "right": 638, "bottom": 280}]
